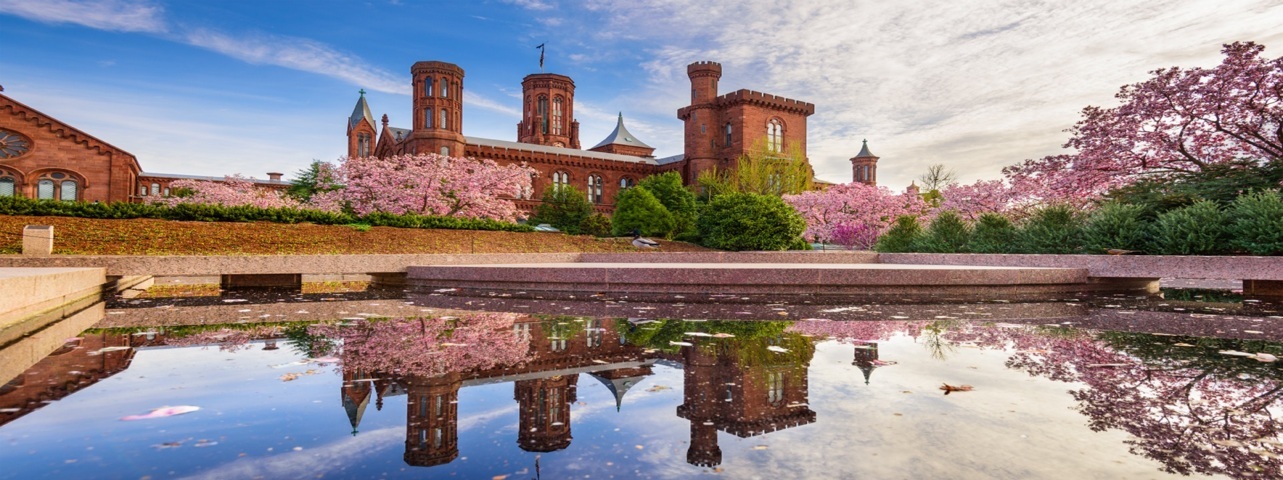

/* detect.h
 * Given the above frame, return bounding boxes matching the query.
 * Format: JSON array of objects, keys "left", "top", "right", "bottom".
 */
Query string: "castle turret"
[
  {"left": 403, "top": 373, "right": 462, "bottom": 467},
  {"left": 410, "top": 61, "right": 466, "bottom": 157},
  {"left": 518, "top": 73, "right": 579, "bottom": 149},
  {"left": 678, "top": 61, "right": 723, "bottom": 184},
  {"left": 851, "top": 139, "right": 879, "bottom": 185}
]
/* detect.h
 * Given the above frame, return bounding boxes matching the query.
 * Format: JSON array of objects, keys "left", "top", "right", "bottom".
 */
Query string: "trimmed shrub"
[
  {"left": 1227, "top": 190, "right": 1283, "bottom": 255},
  {"left": 966, "top": 212, "right": 1017, "bottom": 253},
  {"left": 611, "top": 187, "right": 675, "bottom": 237},
  {"left": 579, "top": 213, "right": 614, "bottom": 238},
  {"left": 529, "top": 186, "right": 594, "bottom": 234},
  {"left": 0, "top": 195, "right": 533, "bottom": 233},
  {"left": 1081, "top": 202, "right": 1150, "bottom": 253},
  {"left": 873, "top": 215, "right": 922, "bottom": 253},
  {"left": 1015, "top": 204, "right": 1083, "bottom": 254},
  {"left": 696, "top": 193, "right": 806, "bottom": 251},
  {"left": 911, "top": 210, "right": 971, "bottom": 253},
  {"left": 1150, "top": 200, "right": 1227, "bottom": 255}
]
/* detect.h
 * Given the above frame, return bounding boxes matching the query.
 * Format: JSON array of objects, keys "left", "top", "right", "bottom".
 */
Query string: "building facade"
[{"left": 347, "top": 60, "right": 878, "bottom": 213}]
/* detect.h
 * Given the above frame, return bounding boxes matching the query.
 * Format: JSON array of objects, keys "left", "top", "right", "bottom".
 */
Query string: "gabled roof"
[
  {"left": 348, "top": 90, "right": 376, "bottom": 130},
  {"left": 591, "top": 113, "right": 652, "bottom": 149},
  {"left": 0, "top": 92, "right": 137, "bottom": 161}
]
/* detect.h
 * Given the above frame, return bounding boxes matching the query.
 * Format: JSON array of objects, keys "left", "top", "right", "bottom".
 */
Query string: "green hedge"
[{"left": 0, "top": 196, "right": 533, "bottom": 232}]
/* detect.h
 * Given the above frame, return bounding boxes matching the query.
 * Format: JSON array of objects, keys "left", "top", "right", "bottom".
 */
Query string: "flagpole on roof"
[{"left": 536, "top": 43, "right": 546, "bottom": 71}]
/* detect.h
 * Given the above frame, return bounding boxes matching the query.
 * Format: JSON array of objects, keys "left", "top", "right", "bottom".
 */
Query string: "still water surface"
[{"left": 2, "top": 290, "right": 1281, "bottom": 479}]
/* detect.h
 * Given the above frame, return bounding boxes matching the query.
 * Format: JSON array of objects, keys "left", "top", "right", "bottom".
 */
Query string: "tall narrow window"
[
  {"left": 538, "top": 96, "right": 549, "bottom": 134},
  {"left": 37, "top": 179, "right": 54, "bottom": 200},
  {"left": 358, "top": 133, "right": 370, "bottom": 156},
  {"left": 151, "top": 183, "right": 161, "bottom": 196},
  {"left": 424, "top": 78, "right": 433, "bottom": 97},
  {"left": 0, "top": 176, "right": 14, "bottom": 197},
  {"left": 61, "top": 180, "right": 77, "bottom": 201},
  {"left": 441, "top": 78, "right": 449, "bottom": 98},
  {"left": 767, "top": 118, "right": 784, "bottom": 152},
  {"left": 441, "top": 109, "right": 449, "bottom": 130},
  {"left": 139, "top": 185, "right": 147, "bottom": 197},
  {"left": 552, "top": 171, "right": 569, "bottom": 190},
  {"left": 552, "top": 97, "right": 563, "bottom": 135},
  {"left": 619, "top": 177, "right": 634, "bottom": 189},
  {"left": 724, "top": 122, "right": 733, "bottom": 147},
  {"left": 424, "top": 109, "right": 432, "bottom": 129},
  {"left": 767, "top": 372, "right": 784, "bottom": 404},
  {"left": 587, "top": 174, "right": 603, "bottom": 203}
]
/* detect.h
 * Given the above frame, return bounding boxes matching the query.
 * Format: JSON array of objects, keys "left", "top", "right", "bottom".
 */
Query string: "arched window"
[
  {"left": 35, "top": 171, "right": 79, "bottom": 201},
  {"left": 724, "top": 122, "right": 733, "bottom": 147},
  {"left": 538, "top": 96, "right": 549, "bottom": 134},
  {"left": 441, "top": 78, "right": 449, "bottom": 98},
  {"left": 552, "top": 171, "right": 569, "bottom": 190},
  {"left": 0, "top": 173, "right": 15, "bottom": 197},
  {"left": 767, "top": 118, "right": 784, "bottom": 152},
  {"left": 767, "top": 372, "right": 784, "bottom": 404},
  {"left": 619, "top": 177, "right": 635, "bottom": 189},
  {"left": 424, "top": 77, "right": 433, "bottom": 97},
  {"left": 440, "top": 146, "right": 450, "bottom": 156},
  {"left": 37, "top": 179, "right": 54, "bottom": 200},
  {"left": 358, "top": 133, "right": 370, "bottom": 156},
  {"left": 139, "top": 184, "right": 147, "bottom": 197},
  {"left": 587, "top": 174, "right": 603, "bottom": 203},
  {"left": 150, "top": 183, "right": 161, "bottom": 196},
  {"left": 424, "top": 109, "right": 432, "bottom": 129},
  {"left": 552, "top": 97, "right": 563, "bottom": 135},
  {"left": 440, "top": 109, "right": 448, "bottom": 130}
]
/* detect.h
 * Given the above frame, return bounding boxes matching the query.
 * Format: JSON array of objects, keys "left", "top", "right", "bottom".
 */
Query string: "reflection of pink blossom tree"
[
  {"left": 308, "top": 314, "right": 530, "bottom": 377},
  {"left": 785, "top": 319, "right": 922, "bottom": 343},
  {"left": 165, "top": 326, "right": 281, "bottom": 352},
  {"left": 952, "top": 324, "right": 1283, "bottom": 478}
]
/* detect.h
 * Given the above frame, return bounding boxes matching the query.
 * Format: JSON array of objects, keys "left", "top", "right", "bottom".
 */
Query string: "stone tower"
[
  {"left": 403, "top": 373, "right": 462, "bottom": 467},
  {"left": 346, "top": 90, "right": 377, "bottom": 158},
  {"left": 851, "top": 139, "right": 878, "bottom": 185},
  {"left": 518, "top": 73, "right": 579, "bottom": 149},
  {"left": 679, "top": 61, "right": 723, "bottom": 184},
  {"left": 410, "top": 61, "right": 466, "bottom": 157}
]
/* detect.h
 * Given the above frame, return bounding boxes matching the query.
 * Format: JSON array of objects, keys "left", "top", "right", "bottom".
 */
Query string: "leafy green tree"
[
  {"left": 696, "top": 138, "right": 813, "bottom": 198},
  {"left": 529, "top": 186, "right": 594, "bottom": 234},
  {"left": 636, "top": 172, "right": 698, "bottom": 235},
  {"left": 966, "top": 212, "right": 1017, "bottom": 253},
  {"left": 697, "top": 193, "right": 806, "bottom": 251},
  {"left": 611, "top": 187, "right": 675, "bottom": 237},
  {"left": 873, "top": 215, "right": 923, "bottom": 253},
  {"left": 286, "top": 160, "right": 331, "bottom": 202}
]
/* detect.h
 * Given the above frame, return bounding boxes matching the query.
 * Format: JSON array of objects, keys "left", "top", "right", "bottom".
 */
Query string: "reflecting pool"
[{"left": 2, "top": 290, "right": 1282, "bottom": 479}]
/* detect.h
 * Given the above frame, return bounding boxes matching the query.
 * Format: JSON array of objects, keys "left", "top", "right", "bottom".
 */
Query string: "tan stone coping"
[{"left": 877, "top": 253, "right": 1283, "bottom": 281}]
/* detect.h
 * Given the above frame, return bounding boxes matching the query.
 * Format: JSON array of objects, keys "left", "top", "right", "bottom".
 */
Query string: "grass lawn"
[{"left": 0, "top": 215, "right": 709, "bottom": 255}]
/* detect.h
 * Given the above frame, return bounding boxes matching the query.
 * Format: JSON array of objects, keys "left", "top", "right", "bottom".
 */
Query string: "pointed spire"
[
  {"left": 591, "top": 113, "right": 652, "bottom": 149},
  {"left": 589, "top": 372, "right": 645, "bottom": 412},
  {"left": 855, "top": 139, "right": 877, "bottom": 158},
  {"left": 349, "top": 89, "right": 376, "bottom": 129}
]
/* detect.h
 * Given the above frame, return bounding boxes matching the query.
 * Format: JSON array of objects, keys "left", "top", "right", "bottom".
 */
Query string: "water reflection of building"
[
  {"left": 0, "top": 331, "right": 167, "bottom": 427},
  {"left": 853, "top": 341, "right": 881, "bottom": 385},
  {"left": 340, "top": 317, "right": 656, "bottom": 465},
  {"left": 676, "top": 335, "right": 817, "bottom": 467}
]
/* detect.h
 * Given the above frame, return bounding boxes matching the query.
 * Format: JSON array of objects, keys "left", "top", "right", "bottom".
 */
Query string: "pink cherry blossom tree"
[
  {"left": 1003, "top": 42, "right": 1283, "bottom": 202},
  {"left": 308, "top": 154, "right": 535, "bottom": 221},
  {"left": 783, "top": 183, "right": 930, "bottom": 246},
  {"left": 152, "top": 175, "right": 301, "bottom": 209}
]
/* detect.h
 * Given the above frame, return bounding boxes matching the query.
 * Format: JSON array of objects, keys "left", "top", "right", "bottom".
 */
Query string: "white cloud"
[
  {"left": 503, "top": 0, "right": 555, "bottom": 10},
  {"left": 539, "top": 0, "right": 1283, "bottom": 187},
  {"left": 0, "top": 0, "right": 166, "bottom": 33},
  {"left": 182, "top": 29, "right": 408, "bottom": 96}
]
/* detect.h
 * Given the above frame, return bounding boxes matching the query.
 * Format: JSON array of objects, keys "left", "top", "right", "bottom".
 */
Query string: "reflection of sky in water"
[{"left": 0, "top": 329, "right": 1245, "bottom": 479}]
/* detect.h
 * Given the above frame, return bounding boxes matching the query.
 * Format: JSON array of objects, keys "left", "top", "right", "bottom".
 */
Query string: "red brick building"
[
  {"left": 348, "top": 60, "right": 873, "bottom": 212},
  {"left": 0, "top": 86, "right": 287, "bottom": 203}
]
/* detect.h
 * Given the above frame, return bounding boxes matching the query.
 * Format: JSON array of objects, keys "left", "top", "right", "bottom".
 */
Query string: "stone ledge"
[{"left": 876, "top": 253, "right": 1283, "bottom": 281}]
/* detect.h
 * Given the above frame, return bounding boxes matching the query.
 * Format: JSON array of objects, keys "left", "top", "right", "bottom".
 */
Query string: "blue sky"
[{"left": 2, "top": 0, "right": 1281, "bottom": 188}]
